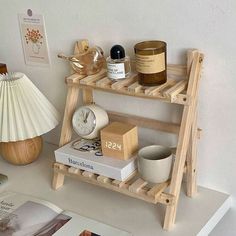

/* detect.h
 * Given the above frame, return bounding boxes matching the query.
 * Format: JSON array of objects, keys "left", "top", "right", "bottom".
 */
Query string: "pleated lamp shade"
[{"left": 0, "top": 72, "right": 60, "bottom": 142}]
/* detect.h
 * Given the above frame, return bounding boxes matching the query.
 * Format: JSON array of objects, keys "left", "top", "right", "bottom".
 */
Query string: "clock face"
[{"left": 73, "top": 107, "right": 96, "bottom": 137}]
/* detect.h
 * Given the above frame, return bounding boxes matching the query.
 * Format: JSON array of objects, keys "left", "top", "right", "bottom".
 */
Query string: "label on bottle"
[
  {"left": 107, "top": 63, "right": 125, "bottom": 80},
  {"left": 135, "top": 52, "right": 165, "bottom": 74}
]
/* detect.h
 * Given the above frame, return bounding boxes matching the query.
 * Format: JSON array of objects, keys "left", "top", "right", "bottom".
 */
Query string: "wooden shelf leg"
[
  {"left": 163, "top": 126, "right": 191, "bottom": 230},
  {"left": 186, "top": 107, "right": 198, "bottom": 197},
  {"left": 163, "top": 51, "right": 203, "bottom": 230},
  {"left": 59, "top": 85, "right": 80, "bottom": 147},
  {"left": 52, "top": 163, "right": 67, "bottom": 190},
  {"left": 82, "top": 88, "right": 93, "bottom": 104},
  {"left": 52, "top": 170, "right": 65, "bottom": 190}
]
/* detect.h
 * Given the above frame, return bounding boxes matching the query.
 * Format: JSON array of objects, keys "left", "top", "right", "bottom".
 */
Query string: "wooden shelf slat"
[
  {"left": 96, "top": 77, "right": 112, "bottom": 88},
  {"left": 111, "top": 75, "right": 137, "bottom": 90},
  {"left": 68, "top": 167, "right": 81, "bottom": 175},
  {"left": 66, "top": 73, "right": 86, "bottom": 84},
  {"left": 68, "top": 66, "right": 189, "bottom": 105},
  {"left": 144, "top": 79, "right": 176, "bottom": 96},
  {"left": 53, "top": 163, "right": 172, "bottom": 205},
  {"left": 147, "top": 181, "right": 170, "bottom": 201},
  {"left": 82, "top": 171, "right": 96, "bottom": 178},
  {"left": 97, "top": 175, "right": 111, "bottom": 184},
  {"left": 80, "top": 69, "right": 107, "bottom": 85},
  {"left": 129, "top": 178, "right": 148, "bottom": 193},
  {"left": 164, "top": 80, "right": 188, "bottom": 102},
  {"left": 128, "top": 81, "right": 143, "bottom": 93}
]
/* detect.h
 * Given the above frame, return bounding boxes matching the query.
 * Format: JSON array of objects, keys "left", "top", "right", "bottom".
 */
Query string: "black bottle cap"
[{"left": 110, "top": 45, "right": 125, "bottom": 59}]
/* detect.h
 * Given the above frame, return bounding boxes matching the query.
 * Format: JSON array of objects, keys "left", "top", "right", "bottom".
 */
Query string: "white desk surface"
[{"left": 0, "top": 142, "right": 231, "bottom": 236}]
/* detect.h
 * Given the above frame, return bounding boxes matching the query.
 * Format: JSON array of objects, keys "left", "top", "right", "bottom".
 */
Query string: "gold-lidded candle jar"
[{"left": 134, "top": 40, "right": 167, "bottom": 86}]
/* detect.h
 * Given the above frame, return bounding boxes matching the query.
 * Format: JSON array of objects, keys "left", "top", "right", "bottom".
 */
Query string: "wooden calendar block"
[{"left": 101, "top": 122, "right": 138, "bottom": 160}]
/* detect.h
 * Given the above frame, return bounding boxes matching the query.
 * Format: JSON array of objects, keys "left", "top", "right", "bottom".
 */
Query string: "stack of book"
[{"left": 54, "top": 139, "right": 137, "bottom": 181}]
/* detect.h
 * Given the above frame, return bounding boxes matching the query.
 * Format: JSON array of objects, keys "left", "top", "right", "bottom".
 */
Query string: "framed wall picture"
[{"left": 18, "top": 10, "right": 50, "bottom": 66}]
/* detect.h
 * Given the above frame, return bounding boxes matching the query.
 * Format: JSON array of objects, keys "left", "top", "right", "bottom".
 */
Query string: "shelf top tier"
[{"left": 66, "top": 64, "right": 190, "bottom": 105}]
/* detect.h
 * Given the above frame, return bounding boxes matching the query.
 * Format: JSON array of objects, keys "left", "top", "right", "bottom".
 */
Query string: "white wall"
[{"left": 1, "top": 0, "right": 236, "bottom": 209}]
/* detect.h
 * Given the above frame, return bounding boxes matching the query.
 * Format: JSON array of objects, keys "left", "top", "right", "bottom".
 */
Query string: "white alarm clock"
[{"left": 72, "top": 104, "right": 109, "bottom": 139}]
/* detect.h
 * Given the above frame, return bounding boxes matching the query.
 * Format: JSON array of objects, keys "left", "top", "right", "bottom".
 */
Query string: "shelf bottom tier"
[{"left": 53, "top": 162, "right": 174, "bottom": 205}]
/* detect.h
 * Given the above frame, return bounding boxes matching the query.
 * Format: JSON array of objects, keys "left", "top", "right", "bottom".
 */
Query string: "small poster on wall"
[{"left": 18, "top": 9, "right": 50, "bottom": 66}]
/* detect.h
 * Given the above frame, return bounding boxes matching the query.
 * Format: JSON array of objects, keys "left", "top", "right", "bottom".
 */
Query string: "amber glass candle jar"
[{"left": 134, "top": 41, "right": 167, "bottom": 86}]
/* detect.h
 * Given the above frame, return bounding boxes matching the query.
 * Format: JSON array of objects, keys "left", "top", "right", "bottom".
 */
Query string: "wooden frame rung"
[{"left": 108, "top": 110, "right": 180, "bottom": 134}]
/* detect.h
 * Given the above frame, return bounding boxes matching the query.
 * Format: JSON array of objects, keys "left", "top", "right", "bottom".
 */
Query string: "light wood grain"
[
  {"left": 101, "top": 122, "right": 138, "bottom": 160},
  {"left": 144, "top": 79, "right": 175, "bottom": 95},
  {"left": 80, "top": 69, "right": 107, "bottom": 85},
  {"left": 59, "top": 85, "right": 80, "bottom": 147},
  {"left": 53, "top": 163, "right": 171, "bottom": 205},
  {"left": 53, "top": 43, "right": 204, "bottom": 231},
  {"left": 97, "top": 175, "right": 111, "bottom": 184},
  {"left": 129, "top": 178, "right": 148, "bottom": 193},
  {"left": 0, "top": 136, "right": 42, "bottom": 165},
  {"left": 111, "top": 75, "right": 137, "bottom": 90},
  {"left": 108, "top": 110, "right": 180, "bottom": 134},
  {"left": 66, "top": 73, "right": 86, "bottom": 84},
  {"left": 164, "top": 50, "right": 204, "bottom": 230},
  {"left": 185, "top": 49, "right": 200, "bottom": 198},
  {"left": 82, "top": 88, "right": 93, "bottom": 105},
  {"left": 147, "top": 181, "right": 170, "bottom": 201},
  {"left": 96, "top": 77, "right": 112, "bottom": 88},
  {"left": 68, "top": 167, "right": 81, "bottom": 175},
  {"left": 127, "top": 81, "right": 143, "bottom": 93},
  {"left": 163, "top": 80, "right": 188, "bottom": 102},
  {"left": 52, "top": 163, "right": 68, "bottom": 190},
  {"left": 186, "top": 107, "right": 198, "bottom": 197}
]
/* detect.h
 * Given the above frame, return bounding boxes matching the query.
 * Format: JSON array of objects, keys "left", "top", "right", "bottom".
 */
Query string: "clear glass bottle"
[{"left": 106, "top": 45, "right": 131, "bottom": 81}]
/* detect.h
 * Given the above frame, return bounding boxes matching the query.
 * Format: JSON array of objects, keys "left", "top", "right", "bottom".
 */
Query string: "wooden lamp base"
[{"left": 0, "top": 136, "right": 43, "bottom": 165}]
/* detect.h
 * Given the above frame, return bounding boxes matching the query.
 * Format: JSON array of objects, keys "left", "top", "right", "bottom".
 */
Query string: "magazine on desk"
[{"left": 0, "top": 192, "right": 131, "bottom": 236}]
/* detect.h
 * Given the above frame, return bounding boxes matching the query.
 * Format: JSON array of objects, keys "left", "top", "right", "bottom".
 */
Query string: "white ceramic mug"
[{"left": 138, "top": 145, "right": 173, "bottom": 183}]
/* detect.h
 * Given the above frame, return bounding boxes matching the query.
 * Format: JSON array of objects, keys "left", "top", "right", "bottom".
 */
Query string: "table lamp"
[{"left": 0, "top": 72, "right": 60, "bottom": 165}]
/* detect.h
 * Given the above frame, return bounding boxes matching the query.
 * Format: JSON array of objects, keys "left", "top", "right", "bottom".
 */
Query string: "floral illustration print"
[{"left": 25, "top": 28, "right": 43, "bottom": 54}]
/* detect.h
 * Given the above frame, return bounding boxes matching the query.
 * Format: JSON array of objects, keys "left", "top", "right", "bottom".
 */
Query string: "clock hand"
[
  {"left": 81, "top": 110, "right": 85, "bottom": 120},
  {"left": 84, "top": 111, "right": 89, "bottom": 123}
]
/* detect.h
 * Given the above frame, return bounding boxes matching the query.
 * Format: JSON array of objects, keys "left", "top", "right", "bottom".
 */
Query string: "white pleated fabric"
[{"left": 0, "top": 72, "right": 60, "bottom": 142}]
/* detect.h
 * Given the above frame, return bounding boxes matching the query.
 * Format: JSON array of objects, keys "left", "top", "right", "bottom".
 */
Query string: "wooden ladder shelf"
[{"left": 52, "top": 40, "right": 204, "bottom": 231}]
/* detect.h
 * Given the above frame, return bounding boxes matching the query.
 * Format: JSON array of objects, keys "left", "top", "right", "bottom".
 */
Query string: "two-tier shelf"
[{"left": 52, "top": 40, "right": 204, "bottom": 231}]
